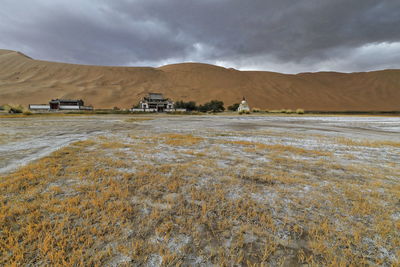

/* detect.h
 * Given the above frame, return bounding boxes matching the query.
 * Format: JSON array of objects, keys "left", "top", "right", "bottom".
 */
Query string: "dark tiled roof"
[
  {"left": 50, "top": 99, "right": 83, "bottom": 104},
  {"left": 148, "top": 93, "right": 164, "bottom": 100}
]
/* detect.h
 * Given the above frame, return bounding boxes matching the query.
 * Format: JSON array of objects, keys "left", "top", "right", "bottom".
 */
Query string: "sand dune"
[{"left": 0, "top": 49, "right": 399, "bottom": 110}]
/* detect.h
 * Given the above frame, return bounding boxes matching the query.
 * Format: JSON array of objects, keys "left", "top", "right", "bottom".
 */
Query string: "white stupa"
[{"left": 237, "top": 97, "right": 250, "bottom": 113}]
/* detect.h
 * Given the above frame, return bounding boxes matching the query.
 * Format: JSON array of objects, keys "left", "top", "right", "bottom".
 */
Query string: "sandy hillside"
[{"left": 0, "top": 49, "right": 399, "bottom": 110}]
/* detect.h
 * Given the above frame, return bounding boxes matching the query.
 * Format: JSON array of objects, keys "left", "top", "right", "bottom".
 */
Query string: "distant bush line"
[{"left": 175, "top": 100, "right": 225, "bottom": 113}]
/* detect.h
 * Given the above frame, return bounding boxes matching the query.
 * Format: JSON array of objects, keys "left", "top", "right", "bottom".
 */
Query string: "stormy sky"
[{"left": 1, "top": 0, "right": 400, "bottom": 73}]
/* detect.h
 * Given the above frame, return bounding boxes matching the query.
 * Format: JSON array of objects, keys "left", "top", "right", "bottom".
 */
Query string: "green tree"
[
  {"left": 199, "top": 100, "right": 225, "bottom": 113},
  {"left": 228, "top": 103, "right": 240, "bottom": 111},
  {"left": 175, "top": 100, "right": 198, "bottom": 111}
]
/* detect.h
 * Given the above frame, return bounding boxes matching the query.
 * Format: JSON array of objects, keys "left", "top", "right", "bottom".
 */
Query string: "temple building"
[{"left": 131, "top": 93, "right": 185, "bottom": 112}]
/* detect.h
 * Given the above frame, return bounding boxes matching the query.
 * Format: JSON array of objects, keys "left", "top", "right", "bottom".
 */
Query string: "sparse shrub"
[
  {"left": 3, "top": 104, "right": 25, "bottom": 113},
  {"left": 2, "top": 104, "right": 11, "bottom": 112},
  {"left": 252, "top": 108, "right": 261, "bottom": 113},
  {"left": 296, "top": 108, "right": 305, "bottom": 114},
  {"left": 271, "top": 110, "right": 281, "bottom": 113},
  {"left": 266, "top": 109, "right": 297, "bottom": 114}
]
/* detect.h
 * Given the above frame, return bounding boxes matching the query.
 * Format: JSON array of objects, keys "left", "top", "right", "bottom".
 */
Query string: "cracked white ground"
[{"left": 0, "top": 114, "right": 399, "bottom": 266}]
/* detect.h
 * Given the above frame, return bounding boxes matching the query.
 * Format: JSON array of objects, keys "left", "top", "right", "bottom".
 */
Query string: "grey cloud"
[{"left": 1, "top": 0, "right": 400, "bottom": 72}]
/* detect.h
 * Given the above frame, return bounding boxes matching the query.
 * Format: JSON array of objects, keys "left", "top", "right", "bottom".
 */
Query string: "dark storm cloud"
[{"left": 1, "top": 0, "right": 400, "bottom": 72}]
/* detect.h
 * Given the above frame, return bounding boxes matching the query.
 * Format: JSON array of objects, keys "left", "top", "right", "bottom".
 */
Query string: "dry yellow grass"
[
  {"left": 0, "top": 127, "right": 398, "bottom": 266},
  {"left": 0, "top": 133, "right": 9, "bottom": 144},
  {"left": 225, "top": 140, "right": 332, "bottom": 157},
  {"left": 336, "top": 136, "right": 400, "bottom": 147},
  {"left": 162, "top": 133, "right": 203, "bottom": 146},
  {"left": 124, "top": 117, "right": 154, "bottom": 123}
]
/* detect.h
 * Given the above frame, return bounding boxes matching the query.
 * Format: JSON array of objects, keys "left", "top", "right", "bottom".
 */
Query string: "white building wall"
[
  {"left": 165, "top": 108, "right": 186, "bottom": 112},
  {"left": 59, "top": 105, "right": 81, "bottom": 110},
  {"left": 130, "top": 108, "right": 157, "bottom": 112},
  {"left": 79, "top": 106, "right": 93, "bottom": 110},
  {"left": 29, "top": 105, "right": 50, "bottom": 110}
]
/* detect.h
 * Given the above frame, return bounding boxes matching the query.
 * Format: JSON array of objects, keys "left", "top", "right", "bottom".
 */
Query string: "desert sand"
[{"left": 0, "top": 49, "right": 399, "bottom": 110}]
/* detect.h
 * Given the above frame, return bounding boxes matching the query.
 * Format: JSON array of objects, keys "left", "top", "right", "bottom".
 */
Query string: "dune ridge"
[{"left": 0, "top": 49, "right": 399, "bottom": 110}]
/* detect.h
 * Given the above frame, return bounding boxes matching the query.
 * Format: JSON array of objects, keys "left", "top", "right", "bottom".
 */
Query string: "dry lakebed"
[{"left": 0, "top": 114, "right": 399, "bottom": 266}]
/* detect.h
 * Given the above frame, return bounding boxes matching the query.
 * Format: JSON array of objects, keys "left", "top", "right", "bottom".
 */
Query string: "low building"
[
  {"left": 29, "top": 99, "right": 93, "bottom": 111},
  {"left": 28, "top": 104, "right": 50, "bottom": 111},
  {"left": 237, "top": 97, "right": 250, "bottom": 113},
  {"left": 130, "top": 93, "right": 186, "bottom": 112}
]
